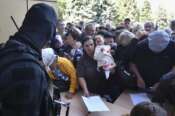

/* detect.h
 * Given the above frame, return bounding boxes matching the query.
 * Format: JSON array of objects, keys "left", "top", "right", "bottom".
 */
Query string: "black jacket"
[{"left": 0, "top": 3, "right": 57, "bottom": 116}]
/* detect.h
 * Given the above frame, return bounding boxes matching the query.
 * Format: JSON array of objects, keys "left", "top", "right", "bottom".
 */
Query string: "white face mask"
[{"left": 148, "top": 30, "right": 170, "bottom": 53}]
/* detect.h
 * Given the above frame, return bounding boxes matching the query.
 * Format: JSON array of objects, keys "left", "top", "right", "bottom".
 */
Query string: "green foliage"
[
  {"left": 58, "top": 0, "right": 117, "bottom": 24},
  {"left": 56, "top": 0, "right": 139, "bottom": 24},
  {"left": 140, "top": 0, "right": 152, "bottom": 22},
  {"left": 91, "top": 0, "right": 117, "bottom": 24},
  {"left": 55, "top": 0, "right": 172, "bottom": 27},
  {"left": 156, "top": 7, "right": 169, "bottom": 29},
  {"left": 115, "top": 0, "right": 140, "bottom": 24},
  {"left": 56, "top": 0, "right": 67, "bottom": 19},
  {"left": 59, "top": 0, "right": 95, "bottom": 23}
]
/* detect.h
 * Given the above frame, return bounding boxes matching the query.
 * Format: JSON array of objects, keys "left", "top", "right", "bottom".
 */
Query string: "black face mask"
[{"left": 19, "top": 3, "right": 58, "bottom": 50}]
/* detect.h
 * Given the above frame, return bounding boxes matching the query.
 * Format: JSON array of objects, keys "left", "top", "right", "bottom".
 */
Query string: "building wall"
[{"left": 0, "top": 0, "right": 57, "bottom": 43}]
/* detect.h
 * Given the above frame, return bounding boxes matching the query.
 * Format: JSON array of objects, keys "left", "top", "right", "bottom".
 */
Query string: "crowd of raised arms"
[{"left": 0, "top": 3, "right": 175, "bottom": 116}]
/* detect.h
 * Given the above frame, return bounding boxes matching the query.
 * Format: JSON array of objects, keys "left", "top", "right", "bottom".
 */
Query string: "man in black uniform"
[
  {"left": 131, "top": 30, "right": 175, "bottom": 88},
  {"left": 0, "top": 3, "right": 57, "bottom": 116}
]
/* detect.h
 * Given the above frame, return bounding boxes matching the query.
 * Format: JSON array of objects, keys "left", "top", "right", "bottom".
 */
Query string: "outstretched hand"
[{"left": 137, "top": 77, "right": 146, "bottom": 89}]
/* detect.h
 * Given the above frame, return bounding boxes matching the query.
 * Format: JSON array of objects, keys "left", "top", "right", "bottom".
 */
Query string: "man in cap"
[
  {"left": 0, "top": 3, "right": 57, "bottom": 116},
  {"left": 130, "top": 30, "right": 175, "bottom": 89}
]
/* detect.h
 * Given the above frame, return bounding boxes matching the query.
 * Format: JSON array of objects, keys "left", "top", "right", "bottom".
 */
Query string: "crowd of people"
[{"left": 0, "top": 3, "right": 175, "bottom": 116}]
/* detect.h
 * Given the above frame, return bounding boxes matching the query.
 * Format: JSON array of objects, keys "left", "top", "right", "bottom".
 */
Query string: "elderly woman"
[
  {"left": 77, "top": 36, "right": 120, "bottom": 102},
  {"left": 42, "top": 48, "right": 78, "bottom": 99},
  {"left": 115, "top": 30, "right": 138, "bottom": 65}
]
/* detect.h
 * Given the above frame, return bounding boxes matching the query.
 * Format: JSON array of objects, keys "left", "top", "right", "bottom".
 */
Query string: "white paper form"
[
  {"left": 82, "top": 96, "right": 110, "bottom": 112},
  {"left": 130, "top": 93, "right": 151, "bottom": 105}
]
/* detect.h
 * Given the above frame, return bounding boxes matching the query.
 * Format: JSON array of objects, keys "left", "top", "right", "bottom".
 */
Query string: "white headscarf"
[
  {"left": 148, "top": 30, "right": 170, "bottom": 53},
  {"left": 41, "top": 48, "right": 57, "bottom": 66}
]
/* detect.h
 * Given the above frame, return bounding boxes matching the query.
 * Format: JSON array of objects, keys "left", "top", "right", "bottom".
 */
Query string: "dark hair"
[
  {"left": 64, "top": 27, "right": 81, "bottom": 40},
  {"left": 98, "top": 26, "right": 107, "bottom": 31},
  {"left": 130, "top": 102, "right": 167, "bottom": 116},
  {"left": 67, "top": 22, "right": 73, "bottom": 27},
  {"left": 170, "top": 20, "right": 175, "bottom": 30},
  {"left": 116, "top": 25, "right": 125, "bottom": 30},
  {"left": 97, "top": 30, "right": 114, "bottom": 39},
  {"left": 124, "top": 18, "right": 131, "bottom": 22},
  {"left": 82, "top": 36, "right": 94, "bottom": 46}
]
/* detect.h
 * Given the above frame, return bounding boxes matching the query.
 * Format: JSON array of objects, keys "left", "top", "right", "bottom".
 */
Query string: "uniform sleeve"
[
  {"left": 57, "top": 58, "right": 77, "bottom": 94},
  {"left": 0, "top": 62, "right": 48, "bottom": 116}
]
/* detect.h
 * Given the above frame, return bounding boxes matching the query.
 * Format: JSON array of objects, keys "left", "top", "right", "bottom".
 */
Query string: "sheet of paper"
[
  {"left": 82, "top": 96, "right": 110, "bottom": 112},
  {"left": 105, "top": 70, "right": 110, "bottom": 79},
  {"left": 130, "top": 93, "right": 151, "bottom": 105}
]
